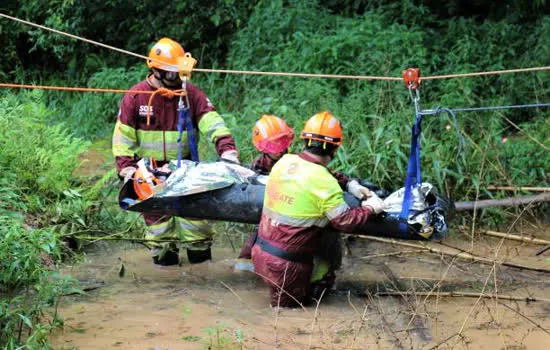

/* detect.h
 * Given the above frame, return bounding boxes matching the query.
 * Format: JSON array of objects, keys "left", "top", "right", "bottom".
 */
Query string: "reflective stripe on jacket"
[
  {"left": 112, "top": 78, "right": 235, "bottom": 173},
  {"left": 258, "top": 153, "right": 373, "bottom": 256}
]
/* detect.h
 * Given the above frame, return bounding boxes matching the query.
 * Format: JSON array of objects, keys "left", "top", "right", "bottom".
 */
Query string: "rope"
[
  {"left": 5, "top": 12, "right": 549, "bottom": 81},
  {"left": 145, "top": 87, "right": 186, "bottom": 125},
  {"left": 434, "top": 107, "right": 464, "bottom": 156},
  {"left": 448, "top": 102, "right": 550, "bottom": 151},
  {"left": 0, "top": 13, "right": 159, "bottom": 66},
  {"left": 449, "top": 102, "right": 550, "bottom": 113},
  {"left": 0, "top": 13, "right": 399, "bottom": 82},
  {"left": 421, "top": 102, "right": 550, "bottom": 151},
  {"left": 193, "top": 69, "right": 401, "bottom": 80},
  {"left": 0, "top": 82, "right": 155, "bottom": 94}
]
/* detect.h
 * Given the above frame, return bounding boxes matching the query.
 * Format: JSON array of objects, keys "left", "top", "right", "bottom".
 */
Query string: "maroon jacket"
[
  {"left": 240, "top": 152, "right": 359, "bottom": 260},
  {"left": 251, "top": 152, "right": 374, "bottom": 306},
  {"left": 114, "top": 77, "right": 236, "bottom": 173},
  {"left": 250, "top": 154, "right": 278, "bottom": 175},
  {"left": 250, "top": 153, "right": 352, "bottom": 189},
  {"left": 258, "top": 152, "right": 372, "bottom": 256}
]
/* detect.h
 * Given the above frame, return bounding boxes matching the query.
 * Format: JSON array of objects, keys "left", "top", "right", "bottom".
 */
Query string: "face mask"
[{"left": 154, "top": 69, "right": 181, "bottom": 85}]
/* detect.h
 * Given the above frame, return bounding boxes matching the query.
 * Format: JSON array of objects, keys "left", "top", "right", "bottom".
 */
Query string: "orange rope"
[
  {"left": 193, "top": 68, "right": 400, "bottom": 80},
  {"left": 0, "top": 13, "right": 399, "bottom": 82},
  {"left": 0, "top": 82, "right": 187, "bottom": 126},
  {"left": 145, "top": 88, "right": 186, "bottom": 125}
]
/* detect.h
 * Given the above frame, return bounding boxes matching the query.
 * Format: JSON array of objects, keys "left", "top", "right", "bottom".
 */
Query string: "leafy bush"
[
  {"left": 47, "top": 66, "right": 148, "bottom": 139},
  {"left": 0, "top": 92, "right": 90, "bottom": 347},
  {"left": 0, "top": 91, "right": 89, "bottom": 198},
  {"left": 201, "top": 1, "right": 550, "bottom": 201},
  {"left": 0, "top": 214, "right": 79, "bottom": 349}
]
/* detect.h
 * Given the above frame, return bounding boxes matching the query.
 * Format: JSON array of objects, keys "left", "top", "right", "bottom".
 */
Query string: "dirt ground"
[
  {"left": 50, "top": 226, "right": 550, "bottom": 350},
  {"left": 51, "top": 144, "right": 549, "bottom": 349}
]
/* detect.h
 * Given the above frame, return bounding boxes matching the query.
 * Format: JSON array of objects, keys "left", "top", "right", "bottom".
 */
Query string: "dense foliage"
[
  {"left": 0, "top": 1, "right": 549, "bottom": 347},
  {"left": 0, "top": 93, "right": 143, "bottom": 348},
  {"left": 0, "top": 93, "right": 83, "bottom": 348}
]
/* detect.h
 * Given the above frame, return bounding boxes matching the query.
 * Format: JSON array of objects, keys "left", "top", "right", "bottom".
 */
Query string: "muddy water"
[{"left": 51, "top": 231, "right": 550, "bottom": 350}]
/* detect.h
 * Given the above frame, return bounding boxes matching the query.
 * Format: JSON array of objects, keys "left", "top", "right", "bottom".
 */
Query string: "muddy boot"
[
  {"left": 187, "top": 247, "right": 212, "bottom": 264},
  {"left": 153, "top": 248, "right": 180, "bottom": 266},
  {"left": 309, "top": 271, "right": 336, "bottom": 303}
]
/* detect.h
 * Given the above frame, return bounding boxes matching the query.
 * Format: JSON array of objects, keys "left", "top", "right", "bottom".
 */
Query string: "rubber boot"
[
  {"left": 309, "top": 271, "right": 336, "bottom": 303},
  {"left": 187, "top": 247, "right": 212, "bottom": 264},
  {"left": 153, "top": 248, "right": 180, "bottom": 266}
]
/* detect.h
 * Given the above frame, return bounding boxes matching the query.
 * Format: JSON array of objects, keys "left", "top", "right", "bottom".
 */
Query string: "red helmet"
[{"left": 252, "top": 115, "right": 295, "bottom": 153}]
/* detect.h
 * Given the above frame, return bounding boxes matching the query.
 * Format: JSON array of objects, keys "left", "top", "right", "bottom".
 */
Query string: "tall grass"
[
  {"left": 193, "top": 1, "right": 550, "bottom": 202},
  {"left": 0, "top": 91, "right": 141, "bottom": 348},
  {"left": 46, "top": 66, "right": 148, "bottom": 139}
]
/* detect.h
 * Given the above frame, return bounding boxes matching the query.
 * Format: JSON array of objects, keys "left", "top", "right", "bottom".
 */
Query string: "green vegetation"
[
  {"left": 0, "top": 93, "right": 85, "bottom": 348},
  {"left": 201, "top": 323, "right": 245, "bottom": 349},
  {"left": 0, "top": 1, "right": 549, "bottom": 347},
  {"left": 0, "top": 93, "right": 142, "bottom": 348}
]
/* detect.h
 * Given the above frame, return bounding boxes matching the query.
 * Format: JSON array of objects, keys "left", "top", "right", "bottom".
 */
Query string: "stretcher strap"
[
  {"left": 399, "top": 114, "right": 423, "bottom": 220},
  {"left": 177, "top": 106, "right": 199, "bottom": 168}
]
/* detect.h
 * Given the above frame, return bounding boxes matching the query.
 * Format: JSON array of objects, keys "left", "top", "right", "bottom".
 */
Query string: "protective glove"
[
  {"left": 361, "top": 194, "right": 385, "bottom": 214},
  {"left": 119, "top": 167, "right": 137, "bottom": 184},
  {"left": 220, "top": 150, "right": 240, "bottom": 164},
  {"left": 347, "top": 179, "right": 372, "bottom": 200}
]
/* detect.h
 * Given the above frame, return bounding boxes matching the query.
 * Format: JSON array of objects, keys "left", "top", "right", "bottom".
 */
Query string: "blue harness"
[
  {"left": 399, "top": 113, "right": 423, "bottom": 221},
  {"left": 176, "top": 102, "right": 199, "bottom": 168}
]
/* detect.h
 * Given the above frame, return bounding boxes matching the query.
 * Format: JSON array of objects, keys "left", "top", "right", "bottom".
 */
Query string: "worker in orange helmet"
[
  {"left": 236, "top": 113, "right": 375, "bottom": 272},
  {"left": 113, "top": 38, "right": 240, "bottom": 266},
  {"left": 251, "top": 111, "right": 385, "bottom": 308}
]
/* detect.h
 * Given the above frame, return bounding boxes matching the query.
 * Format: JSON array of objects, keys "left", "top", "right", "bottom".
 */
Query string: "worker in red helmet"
[
  {"left": 251, "top": 111, "right": 385, "bottom": 308},
  {"left": 234, "top": 115, "right": 295, "bottom": 272},
  {"left": 249, "top": 114, "right": 295, "bottom": 174},
  {"left": 112, "top": 38, "right": 240, "bottom": 266}
]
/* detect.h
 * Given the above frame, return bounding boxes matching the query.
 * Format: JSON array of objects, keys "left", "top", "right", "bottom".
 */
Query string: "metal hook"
[{"left": 408, "top": 85, "right": 421, "bottom": 115}]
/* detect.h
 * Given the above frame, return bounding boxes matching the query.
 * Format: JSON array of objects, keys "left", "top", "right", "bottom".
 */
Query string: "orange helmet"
[
  {"left": 147, "top": 38, "right": 185, "bottom": 72},
  {"left": 300, "top": 111, "right": 343, "bottom": 146},
  {"left": 252, "top": 115, "right": 295, "bottom": 153},
  {"left": 132, "top": 158, "right": 162, "bottom": 200},
  {"left": 133, "top": 168, "right": 162, "bottom": 200}
]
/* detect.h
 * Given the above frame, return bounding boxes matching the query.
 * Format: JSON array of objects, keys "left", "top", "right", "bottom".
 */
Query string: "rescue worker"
[
  {"left": 112, "top": 38, "right": 240, "bottom": 266},
  {"left": 249, "top": 114, "right": 295, "bottom": 175},
  {"left": 251, "top": 111, "right": 385, "bottom": 308},
  {"left": 237, "top": 114, "right": 374, "bottom": 269},
  {"left": 235, "top": 115, "right": 295, "bottom": 271}
]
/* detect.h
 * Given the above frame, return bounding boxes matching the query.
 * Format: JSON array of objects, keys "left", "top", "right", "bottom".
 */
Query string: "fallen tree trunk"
[
  {"left": 454, "top": 193, "right": 550, "bottom": 211},
  {"left": 487, "top": 186, "right": 550, "bottom": 192},
  {"left": 355, "top": 235, "right": 550, "bottom": 274},
  {"left": 480, "top": 230, "right": 550, "bottom": 246}
]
